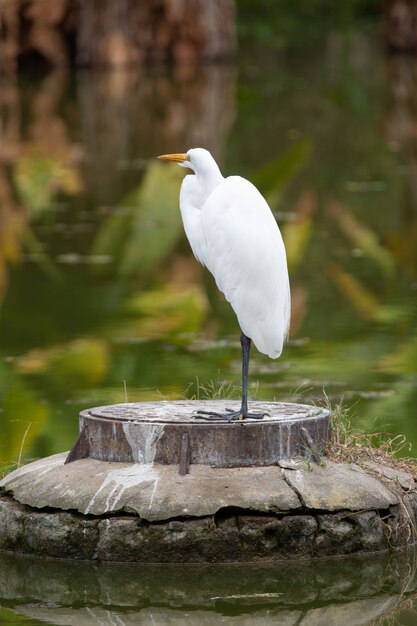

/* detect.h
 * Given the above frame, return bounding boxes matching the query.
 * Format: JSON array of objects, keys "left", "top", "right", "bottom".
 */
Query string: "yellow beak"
[{"left": 157, "top": 153, "right": 189, "bottom": 163}]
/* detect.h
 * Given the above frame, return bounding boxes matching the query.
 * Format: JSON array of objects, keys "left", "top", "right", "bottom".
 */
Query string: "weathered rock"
[
  {"left": 362, "top": 460, "right": 416, "bottom": 490},
  {"left": 1, "top": 449, "right": 416, "bottom": 562},
  {"left": 281, "top": 460, "right": 399, "bottom": 511},
  {"left": 0, "top": 486, "right": 416, "bottom": 563},
  {"left": 0, "top": 495, "right": 100, "bottom": 560},
  {"left": 0, "top": 453, "right": 300, "bottom": 520},
  {"left": 314, "top": 510, "right": 389, "bottom": 556}
]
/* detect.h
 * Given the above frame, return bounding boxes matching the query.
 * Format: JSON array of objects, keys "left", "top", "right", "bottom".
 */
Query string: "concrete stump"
[
  {"left": 65, "top": 400, "right": 331, "bottom": 467},
  {"left": 0, "top": 400, "right": 416, "bottom": 563}
]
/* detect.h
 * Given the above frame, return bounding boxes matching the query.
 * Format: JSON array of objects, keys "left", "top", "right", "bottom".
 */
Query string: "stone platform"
[
  {"left": 0, "top": 401, "right": 416, "bottom": 562},
  {"left": 1, "top": 454, "right": 416, "bottom": 562}
]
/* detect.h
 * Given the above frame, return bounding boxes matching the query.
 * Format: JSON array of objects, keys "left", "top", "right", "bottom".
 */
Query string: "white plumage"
[
  {"left": 178, "top": 148, "right": 290, "bottom": 358},
  {"left": 158, "top": 147, "right": 290, "bottom": 420}
]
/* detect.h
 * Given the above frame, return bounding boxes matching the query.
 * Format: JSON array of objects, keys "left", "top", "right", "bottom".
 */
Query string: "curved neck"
[{"left": 195, "top": 160, "right": 223, "bottom": 198}]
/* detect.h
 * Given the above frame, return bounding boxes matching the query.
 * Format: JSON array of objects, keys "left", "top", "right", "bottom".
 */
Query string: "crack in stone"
[{"left": 281, "top": 468, "right": 306, "bottom": 508}]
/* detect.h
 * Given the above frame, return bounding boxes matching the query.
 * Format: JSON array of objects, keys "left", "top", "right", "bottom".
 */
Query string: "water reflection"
[
  {"left": 0, "top": 30, "right": 416, "bottom": 474},
  {"left": 78, "top": 65, "right": 236, "bottom": 205},
  {"left": 0, "top": 549, "right": 416, "bottom": 625}
]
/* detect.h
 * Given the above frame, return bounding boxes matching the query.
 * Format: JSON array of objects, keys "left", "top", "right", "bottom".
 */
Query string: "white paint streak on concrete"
[
  {"left": 85, "top": 464, "right": 159, "bottom": 514},
  {"left": 37, "top": 460, "right": 64, "bottom": 477},
  {"left": 122, "top": 422, "right": 165, "bottom": 463},
  {"left": 286, "top": 423, "right": 292, "bottom": 458},
  {"left": 148, "top": 478, "right": 159, "bottom": 511}
]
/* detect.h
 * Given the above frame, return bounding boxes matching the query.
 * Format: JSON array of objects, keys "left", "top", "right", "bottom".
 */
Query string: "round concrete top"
[
  {"left": 88, "top": 400, "right": 325, "bottom": 423},
  {"left": 65, "top": 401, "right": 330, "bottom": 468}
]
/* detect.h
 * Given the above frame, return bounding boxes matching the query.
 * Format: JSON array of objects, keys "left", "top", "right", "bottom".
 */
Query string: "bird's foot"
[{"left": 195, "top": 408, "right": 268, "bottom": 422}]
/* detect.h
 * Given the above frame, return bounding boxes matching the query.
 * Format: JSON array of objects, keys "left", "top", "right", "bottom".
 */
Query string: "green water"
[
  {"left": 0, "top": 25, "right": 417, "bottom": 624},
  {"left": 0, "top": 549, "right": 417, "bottom": 625}
]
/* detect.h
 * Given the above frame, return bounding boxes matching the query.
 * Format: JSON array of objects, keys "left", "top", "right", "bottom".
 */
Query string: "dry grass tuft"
[{"left": 324, "top": 396, "right": 417, "bottom": 477}]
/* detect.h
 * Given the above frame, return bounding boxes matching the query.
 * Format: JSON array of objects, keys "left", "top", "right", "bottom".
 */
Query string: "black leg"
[
  {"left": 195, "top": 333, "right": 268, "bottom": 422},
  {"left": 240, "top": 332, "right": 250, "bottom": 416}
]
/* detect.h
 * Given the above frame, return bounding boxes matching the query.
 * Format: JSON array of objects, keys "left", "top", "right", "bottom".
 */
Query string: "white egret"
[{"left": 157, "top": 148, "right": 290, "bottom": 421}]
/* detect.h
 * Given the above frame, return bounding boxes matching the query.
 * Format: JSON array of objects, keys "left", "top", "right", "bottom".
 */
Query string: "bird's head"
[{"left": 157, "top": 148, "right": 217, "bottom": 176}]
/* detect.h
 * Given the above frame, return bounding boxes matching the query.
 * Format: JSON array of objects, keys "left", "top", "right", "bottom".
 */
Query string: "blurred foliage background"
[{"left": 0, "top": 0, "right": 416, "bottom": 471}]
